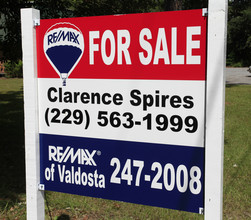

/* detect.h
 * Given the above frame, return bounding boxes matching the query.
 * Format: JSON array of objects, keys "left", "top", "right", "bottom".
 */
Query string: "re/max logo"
[
  {"left": 48, "top": 145, "right": 97, "bottom": 166},
  {"left": 47, "top": 30, "right": 80, "bottom": 45}
]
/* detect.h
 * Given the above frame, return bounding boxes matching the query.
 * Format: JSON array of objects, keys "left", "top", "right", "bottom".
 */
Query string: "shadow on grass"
[
  {"left": 0, "top": 88, "right": 25, "bottom": 210},
  {"left": 57, "top": 214, "right": 70, "bottom": 220},
  {"left": 226, "top": 83, "right": 250, "bottom": 87}
]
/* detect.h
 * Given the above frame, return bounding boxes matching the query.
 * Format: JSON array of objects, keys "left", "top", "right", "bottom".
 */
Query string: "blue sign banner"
[{"left": 40, "top": 133, "right": 204, "bottom": 213}]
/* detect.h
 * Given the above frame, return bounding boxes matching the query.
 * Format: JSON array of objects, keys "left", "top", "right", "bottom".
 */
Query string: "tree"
[
  {"left": 33, "top": 0, "right": 74, "bottom": 19},
  {"left": 72, "top": 0, "right": 158, "bottom": 17},
  {"left": 160, "top": 0, "right": 207, "bottom": 11},
  {"left": 227, "top": 0, "right": 251, "bottom": 66},
  {"left": 0, "top": 0, "right": 32, "bottom": 61},
  {"left": 161, "top": 0, "right": 183, "bottom": 11}
]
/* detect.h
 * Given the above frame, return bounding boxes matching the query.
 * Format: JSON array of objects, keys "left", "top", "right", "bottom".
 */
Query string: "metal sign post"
[
  {"left": 205, "top": 0, "right": 228, "bottom": 219},
  {"left": 21, "top": 8, "right": 45, "bottom": 220}
]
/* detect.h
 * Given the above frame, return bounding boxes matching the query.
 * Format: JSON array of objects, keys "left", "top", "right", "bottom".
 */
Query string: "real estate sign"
[{"left": 35, "top": 10, "right": 207, "bottom": 214}]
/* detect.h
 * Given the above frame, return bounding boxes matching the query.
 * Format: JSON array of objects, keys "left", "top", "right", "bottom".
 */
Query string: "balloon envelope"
[
  {"left": 46, "top": 45, "right": 82, "bottom": 74},
  {"left": 43, "top": 23, "right": 84, "bottom": 85}
]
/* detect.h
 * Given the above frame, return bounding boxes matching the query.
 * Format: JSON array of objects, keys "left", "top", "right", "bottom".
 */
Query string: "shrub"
[{"left": 4, "top": 60, "right": 23, "bottom": 78}]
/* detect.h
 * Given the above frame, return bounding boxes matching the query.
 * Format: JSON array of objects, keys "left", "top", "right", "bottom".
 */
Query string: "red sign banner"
[{"left": 37, "top": 10, "right": 207, "bottom": 81}]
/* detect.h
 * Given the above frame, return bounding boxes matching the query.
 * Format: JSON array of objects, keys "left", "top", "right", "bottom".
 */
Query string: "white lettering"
[
  {"left": 101, "top": 30, "right": 116, "bottom": 65},
  {"left": 186, "top": 26, "right": 201, "bottom": 64},
  {"left": 49, "top": 145, "right": 57, "bottom": 161},
  {"left": 153, "top": 28, "right": 170, "bottom": 64},
  {"left": 48, "top": 145, "right": 97, "bottom": 166},
  {"left": 171, "top": 27, "right": 184, "bottom": 64},
  {"left": 89, "top": 31, "right": 100, "bottom": 65},
  {"left": 139, "top": 28, "right": 152, "bottom": 65},
  {"left": 117, "top": 30, "right": 132, "bottom": 64},
  {"left": 57, "top": 165, "right": 105, "bottom": 188}
]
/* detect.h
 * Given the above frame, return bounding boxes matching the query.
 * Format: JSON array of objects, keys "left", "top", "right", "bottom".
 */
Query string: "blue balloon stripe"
[{"left": 46, "top": 45, "right": 82, "bottom": 73}]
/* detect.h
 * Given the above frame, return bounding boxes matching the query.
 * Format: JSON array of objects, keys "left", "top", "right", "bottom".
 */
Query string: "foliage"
[
  {"left": 33, "top": 0, "right": 74, "bottom": 19},
  {"left": 227, "top": 1, "right": 251, "bottom": 66},
  {"left": 72, "top": 0, "right": 158, "bottom": 17},
  {"left": 4, "top": 60, "right": 23, "bottom": 78},
  {"left": 0, "top": 0, "right": 33, "bottom": 61},
  {"left": 160, "top": 0, "right": 207, "bottom": 11}
]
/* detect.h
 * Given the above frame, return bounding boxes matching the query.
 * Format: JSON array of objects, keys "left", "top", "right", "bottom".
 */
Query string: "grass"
[
  {"left": 0, "top": 78, "right": 26, "bottom": 219},
  {"left": 223, "top": 85, "right": 251, "bottom": 219},
  {"left": 0, "top": 78, "right": 250, "bottom": 219}
]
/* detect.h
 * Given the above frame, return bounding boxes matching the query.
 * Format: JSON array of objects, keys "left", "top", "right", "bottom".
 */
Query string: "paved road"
[{"left": 226, "top": 67, "right": 251, "bottom": 85}]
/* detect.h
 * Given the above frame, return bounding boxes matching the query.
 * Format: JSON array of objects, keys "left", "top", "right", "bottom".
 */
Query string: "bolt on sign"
[{"left": 36, "top": 9, "right": 207, "bottom": 213}]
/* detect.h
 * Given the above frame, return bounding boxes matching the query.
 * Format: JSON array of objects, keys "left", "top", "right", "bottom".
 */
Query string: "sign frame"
[
  {"left": 204, "top": 0, "right": 228, "bottom": 219},
  {"left": 21, "top": 0, "right": 227, "bottom": 218},
  {"left": 21, "top": 8, "right": 44, "bottom": 220}
]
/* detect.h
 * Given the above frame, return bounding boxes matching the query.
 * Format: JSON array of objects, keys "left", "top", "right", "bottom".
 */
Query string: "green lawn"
[
  {"left": 0, "top": 78, "right": 250, "bottom": 219},
  {"left": 223, "top": 85, "right": 251, "bottom": 219}
]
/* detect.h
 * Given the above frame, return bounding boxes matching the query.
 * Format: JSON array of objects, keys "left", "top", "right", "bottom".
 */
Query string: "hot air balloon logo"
[{"left": 43, "top": 22, "right": 84, "bottom": 86}]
